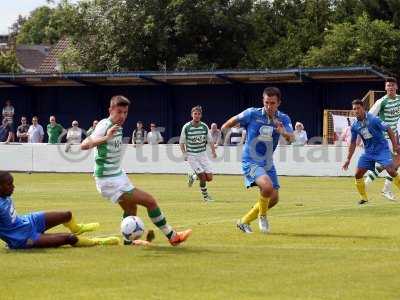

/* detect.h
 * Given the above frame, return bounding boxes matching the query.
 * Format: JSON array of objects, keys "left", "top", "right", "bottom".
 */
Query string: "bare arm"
[
  {"left": 239, "top": 129, "right": 246, "bottom": 145},
  {"left": 221, "top": 116, "right": 238, "bottom": 133},
  {"left": 276, "top": 122, "right": 294, "bottom": 143},
  {"left": 81, "top": 124, "right": 119, "bottom": 150},
  {"left": 180, "top": 143, "right": 187, "bottom": 156},
  {"left": 342, "top": 142, "right": 357, "bottom": 170}
]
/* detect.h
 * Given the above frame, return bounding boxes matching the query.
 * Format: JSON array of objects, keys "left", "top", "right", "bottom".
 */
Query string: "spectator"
[
  {"left": 210, "top": 123, "right": 222, "bottom": 146},
  {"left": 86, "top": 120, "right": 98, "bottom": 136},
  {"left": 27, "top": 116, "right": 44, "bottom": 143},
  {"left": 132, "top": 121, "right": 147, "bottom": 145},
  {"left": 293, "top": 122, "right": 308, "bottom": 145},
  {"left": 224, "top": 123, "right": 246, "bottom": 145},
  {"left": 2, "top": 100, "right": 15, "bottom": 130},
  {"left": 147, "top": 123, "right": 164, "bottom": 145},
  {"left": 16, "top": 116, "right": 29, "bottom": 143},
  {"left": 0, "top": 118, "right": 12, "bottom": 143},
  {"left": 65, "top": 121, "right": 83, "bottom": 152},
  {"left": 47, "top": 115, "right": 65, "bottom": 144}
]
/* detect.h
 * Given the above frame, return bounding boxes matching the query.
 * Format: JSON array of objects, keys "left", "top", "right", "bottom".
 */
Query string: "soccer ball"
[{"left": 121, "top": 216, "right": 145, "bottom": 241}]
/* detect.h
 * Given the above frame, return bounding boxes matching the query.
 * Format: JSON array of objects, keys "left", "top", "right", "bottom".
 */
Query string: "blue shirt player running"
[
  {"left": 0, "top": 171, "right": 119, "bottom": 249},
  {"left": 342, "top": 99, "right": 400, "bottom": 205},
  {"left": 222, "top": 87, "right": 294, "bottom": 234}
]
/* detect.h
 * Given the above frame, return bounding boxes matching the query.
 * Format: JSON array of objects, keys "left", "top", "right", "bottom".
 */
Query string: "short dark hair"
[
  {"left": 110, "top": 95, "right": 130, "bottom": 107},
  {"left": 137, "top": 121, "right": 143, "bottom": 125},
  {"left": 386, "top": 77, "right": 397, "bottom": 84},
  {"left": 0, "top": 171, "right": 11, "bottom": 184},
  {"left": 352, "top": 99, "right": 364, "bottom": 107},
  {"left": 191, "top": 105, "right": 202, "bottom": 114},
  {"left": 263, "top": 87, "right": 281, "bottom": 101}
]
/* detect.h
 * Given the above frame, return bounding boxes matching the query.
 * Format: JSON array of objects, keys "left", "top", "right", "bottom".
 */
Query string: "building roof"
[
  {"left": 0, "top": 66, "right": 390, "bottom": 88},
  {"left": 15, "top": 45, "right": 50, "bottom": 73},
  {"left": 37, "top": 38, "right": 70, "bottom": 73}
]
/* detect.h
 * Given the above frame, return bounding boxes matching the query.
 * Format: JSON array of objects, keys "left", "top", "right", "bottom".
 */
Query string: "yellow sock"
[
  {"left": 74, "top": 236, "right": 97, "bottom": 247},
  {"left": 393, "top": 174, "right": 400, "bottom": 189},
  {"left": 258, "top": 196, "right": 270, "bottom": 217},
  {"left": 241, "top": 202, "right": 259, "bottom": 224},
  {"left": 63, "top": 216, "right": 80, "bottom": 233},
  {"left": 355, "top": 178, "right": 368, "bottom": 201}
]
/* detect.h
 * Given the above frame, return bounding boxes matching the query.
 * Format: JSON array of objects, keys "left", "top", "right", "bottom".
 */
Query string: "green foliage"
[
  {"left": 16, "top": 0, "right": 77, "bottom": 45},
  {"left": 10, "top": 0, "right": 400, "bottom": 74},
  {"left": 303, "top": 14, "right": 400, "bottom": 73},
  {"left": 0, "top": 49, "right": 20, "bottom": 74}
]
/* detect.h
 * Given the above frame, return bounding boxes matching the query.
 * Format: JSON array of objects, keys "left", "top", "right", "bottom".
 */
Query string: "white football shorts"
[
  {"left": 95, "top": 172, "right": 134, "bottom": 203},
  {"left": 187, "top": 152, "right": 213, "bottom": 174}
]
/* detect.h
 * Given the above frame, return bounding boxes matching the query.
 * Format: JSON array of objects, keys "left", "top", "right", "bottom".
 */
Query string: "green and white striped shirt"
[
  {"left": 369, "top": 94, "right": 400, "bottom": 138},
  {"left": 179, "top": 121, "right": 212, "bottom": 155},
  {"left": 92, "top": 118, "right": 123, "bottom": 178}
]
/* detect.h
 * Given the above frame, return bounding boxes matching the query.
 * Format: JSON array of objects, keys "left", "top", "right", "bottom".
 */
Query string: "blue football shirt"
[
  {"left": 351, "top": 112, "right": 390, "bottom": 154},
  {"left": 236, "top": 107, "right": 293, "bottom": 164},
  {"left": 0, "top": 196, "right": 33, "bottom": 248}
]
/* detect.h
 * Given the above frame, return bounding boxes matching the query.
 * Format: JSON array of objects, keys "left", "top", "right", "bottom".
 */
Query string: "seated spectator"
[
  {"left": 2, "top": 100, "right": 15, "bottom": 130},
  {"left": 86, "top": 120, "right": 98, "bottom": 136},
  {"left": 293, "top": 122, "right": 308, "bottom": 145},
  {"left": 210, "top": 123, "right": 222, "bottom": 146},
  {"left": 132, "top": 121, "right": 147, "bottom": 145},
  {"left": 27, "top": 116, "right": 44, "bottom": 143},
  {"left": 0, "top": 118, "right": 12, "bottom": 143},
  {"left": 224, "top": 123, "right": 246, "bottom": 145},
  {"left": 65, "top": 121, "right": 83, "bottom": 152},
  {"left": 16, "top": 116, "right": 29, "bottom": 143},
  {"left": 147, "top": 123, "right": 163, "bottom": 145},
  {"left": 47, "top": 115, "right": 65, "bottom": 144}
]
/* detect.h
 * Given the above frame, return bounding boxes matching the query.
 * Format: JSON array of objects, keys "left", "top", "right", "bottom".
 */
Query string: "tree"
[
  {"left": 16, "top": 0, "right": 77, "bottom": 45},
  {"left": 303, "top": 13, "right": 400, "bottom": 74},
  {"left": 0, "top": 50, "right": 20, "bottom": 73}
]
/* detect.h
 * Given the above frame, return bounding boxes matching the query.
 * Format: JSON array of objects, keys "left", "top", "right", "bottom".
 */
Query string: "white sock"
[{"left": 383, "top": 178, "right": 393, "bottom": 192}]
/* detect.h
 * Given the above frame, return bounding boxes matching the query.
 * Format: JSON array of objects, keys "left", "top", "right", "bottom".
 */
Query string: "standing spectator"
[
  {"left": 293, "top": 122, "right": 308, "bottom": 145},
  {"left": 0, "top": 118, "right": 12, "bottom": 143},
  {"left": 2, "top": 100, "right": 15, "bottom": 129},
  {"left": 16, "top": 116, "right": 29, "bottom": 143},
  {"left": 224, "top": 123, "right": 246, "bottom": 145},
  {"left": 210, "top": 123, "right": 222, "bottom": 146},
  {"left": 65, "top": 121, "right": 83, "bottom": 152},
  {"left": 147, "top": 123, "right": 164, "bottom": 145},
  {"left": 27, "top": 116, "right": 44, "bottom": 143},
  {"left": 47, "top": 115, "right": 65, "bottom": 144},
  {"left": 132, "top": 121, "right": 147, "bottom": 145},
  {"left": 86, "top": 120, "right": 99, "bottom": 136}
]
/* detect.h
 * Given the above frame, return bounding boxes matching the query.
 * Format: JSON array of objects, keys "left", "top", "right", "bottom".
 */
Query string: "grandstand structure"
[{"left": 0, "top": 66, "right": 390, "bottom": 141}]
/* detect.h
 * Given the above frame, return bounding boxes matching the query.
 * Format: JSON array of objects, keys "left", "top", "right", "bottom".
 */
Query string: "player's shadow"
[{"left": 270, "top": 232, "right": 388, "bottom": 240}]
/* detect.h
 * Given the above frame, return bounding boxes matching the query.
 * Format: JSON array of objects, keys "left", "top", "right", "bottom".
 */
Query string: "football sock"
[
  {"left": 200, "top": 181, "right": 208, "bottom": 198},
  {"left": 258, "top": 196, "right": 270, "bottom": 217},
  {"left": 365, "top": 169, "right": 379, "bottom": 184},
  {"left": 355, "top": 178, "right": 368, "bottom": 201},
  {"left": 241, "top": 202, "right": 260, "bottom": 224},
  {"left": 383, "top": 176, "right": 393, "bottom": 191},
  {"left": 63, "top": 216, "right": 80, "bottom": 233},
  {"left": 392, "top": 174, "right": 400, "bottom": 189},
  {"left": 74, "top": 236, "right": 97, "bottom": 247},
  {"left": 148, "top": 207, "right": 175, "bottom": 239}
]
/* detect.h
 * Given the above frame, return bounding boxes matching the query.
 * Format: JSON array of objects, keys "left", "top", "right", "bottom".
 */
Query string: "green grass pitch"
[{"left": 1, "top": 173, "right": 400, "bottom": 300}]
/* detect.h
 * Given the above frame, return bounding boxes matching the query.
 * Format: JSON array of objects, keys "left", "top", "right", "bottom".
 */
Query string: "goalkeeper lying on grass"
[{"left": 0, "top": 171, "right": 123, "bottom": 249}]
